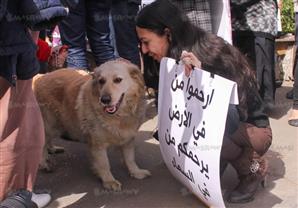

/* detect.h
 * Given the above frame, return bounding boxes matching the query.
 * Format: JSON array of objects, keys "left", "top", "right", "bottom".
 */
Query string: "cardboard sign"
[{"left": 158, "top": 58, "right": 238, "bottom": 207}]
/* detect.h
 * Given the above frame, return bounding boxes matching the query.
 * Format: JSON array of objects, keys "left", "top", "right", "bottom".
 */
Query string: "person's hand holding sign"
[{"left": 180, "top": 50, "right": 202, "bottom": 77}]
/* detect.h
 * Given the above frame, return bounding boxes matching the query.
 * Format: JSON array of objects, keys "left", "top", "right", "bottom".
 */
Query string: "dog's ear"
[
  {"left": 89, "top": 72, "right": 95, "bottom": 79},
  {"left": 89, "top": 72, "right": 100, "bottom": 97},
  {"left": 90, "top": 72, "right": 99, "bottom": 90},
  {"left": 90, "top": 72, "right": 98, "bottom": 86},
  {"left": 129, "top": 64, "right": 145, "bottom": 89}
]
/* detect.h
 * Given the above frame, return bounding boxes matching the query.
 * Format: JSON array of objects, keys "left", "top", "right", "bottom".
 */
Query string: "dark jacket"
[
  {"left": 0, "top": 0, "right": 67, "bottom": 84},
  {"left": 0, "top": 0, "right": 67, "bottom": 55}
]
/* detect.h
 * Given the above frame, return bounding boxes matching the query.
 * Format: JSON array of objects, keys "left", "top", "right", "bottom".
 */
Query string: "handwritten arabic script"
[{"left": 158, "top": 58, "right": 238, "bottom": 208}]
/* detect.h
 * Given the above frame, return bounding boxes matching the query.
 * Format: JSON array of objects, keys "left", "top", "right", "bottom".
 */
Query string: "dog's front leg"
[
  {"left": 90, "top": 146, "right": 122, "bottom": 191},
  {"left": 122, "top": 139, "right": 151, "bottom": 179}
]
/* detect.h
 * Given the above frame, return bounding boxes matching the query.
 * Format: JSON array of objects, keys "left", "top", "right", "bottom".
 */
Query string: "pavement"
[{"left": 35, "top": 81, "right": 298, "bottom": 208}]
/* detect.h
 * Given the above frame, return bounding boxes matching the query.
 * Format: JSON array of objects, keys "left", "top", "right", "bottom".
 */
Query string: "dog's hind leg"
[
  {"left": 39, "top": 109, "right": 64, "bottom": 172},
  {"left": 121, "top": 139, "right": 151, "bottom": 179},
  {"left": 90, "top": 144, "right": 122, "bottom": 191}
]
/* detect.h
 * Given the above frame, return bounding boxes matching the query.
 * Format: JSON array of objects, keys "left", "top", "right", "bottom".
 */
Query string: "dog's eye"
[
  {"left": 98, "top": 78, "right": 106, "bottom": 85},
  {"left": 114, "top": 77, "right": 122, "bottom": 84}
]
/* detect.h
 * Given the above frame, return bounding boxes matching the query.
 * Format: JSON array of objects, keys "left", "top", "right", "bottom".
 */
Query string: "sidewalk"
[{"left": 35, "top": 81, "right": 298, "bottom": 208}]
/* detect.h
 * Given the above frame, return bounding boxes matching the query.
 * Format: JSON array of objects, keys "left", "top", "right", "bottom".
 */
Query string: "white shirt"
[{"left": 294, "top": 0, "right": 298, "bottom": 13}]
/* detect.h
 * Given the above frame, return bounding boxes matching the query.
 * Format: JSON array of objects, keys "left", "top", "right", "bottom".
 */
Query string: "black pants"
[
  {"left": 293, "top": 13, "right": 298, "bottom": 109},
  {"left": 294, "top": 51, "right": 298, "bottom": 109},
  {"left": 233, "top": 35, "right": 276, "bottom": 104}
]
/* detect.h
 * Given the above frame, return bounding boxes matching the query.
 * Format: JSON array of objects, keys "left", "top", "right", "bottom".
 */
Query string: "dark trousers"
[
  {"left": 233, "top": 35, "right": 276, "bottom": 104},
  {"left": 294, "top": 51, "right": 298, "bottom": 109},
  {"left": 59, "top": 0, "right": 115, "bottom": 69},
  {"left": 111, "top": 1, "right": 140, "bottom": 67},
  {"left": 221, "top": 105, "right": 242, "bottom": 161},
  {"left": 221, "top": 104, "right": 272, "bottom": 162},
  {"left": 293, "top": 13, "right": 298, "bottom": 109}
]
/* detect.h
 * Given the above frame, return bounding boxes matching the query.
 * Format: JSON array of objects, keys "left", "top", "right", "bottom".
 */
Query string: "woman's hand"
[{"left": 180, "top": 50, "right": 202, "bottom": 77}]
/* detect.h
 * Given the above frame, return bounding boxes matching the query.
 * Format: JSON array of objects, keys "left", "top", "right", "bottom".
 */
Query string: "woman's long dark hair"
[{"left": 136, "top": 0, "right": 259, "bottom": 120}]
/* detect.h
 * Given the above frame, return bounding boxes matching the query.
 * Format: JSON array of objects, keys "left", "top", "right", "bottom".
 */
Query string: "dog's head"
[{"left": 91, "top": 60, "right": 145, "bottom": 115}]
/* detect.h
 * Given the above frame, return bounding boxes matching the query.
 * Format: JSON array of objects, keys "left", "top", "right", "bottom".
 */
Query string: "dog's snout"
[{"left": 101, "top": 95, "right": 111, "bottom": 105}]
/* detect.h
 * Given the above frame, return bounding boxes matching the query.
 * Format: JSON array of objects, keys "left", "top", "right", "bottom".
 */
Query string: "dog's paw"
[
  {"left": 102, "top": 180, "right": 122, "bottom": 191},
  {"left": 130, "top": 169, "right": 151, "bottom": 179},
  {"left": 39, "top": 160, "right": 54, "bottom": 172},
  {"left": 39, "top": 157, "right": 55, "bottom": 172}
]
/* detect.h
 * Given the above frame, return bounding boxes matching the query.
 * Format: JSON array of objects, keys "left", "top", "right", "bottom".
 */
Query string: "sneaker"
[{"left": 31, "top": 192, "right": 51, "bottom": 208}]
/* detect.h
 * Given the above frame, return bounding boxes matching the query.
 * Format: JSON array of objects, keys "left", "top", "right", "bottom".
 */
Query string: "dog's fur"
[{"left": 33, "top": 60, "right": 151, "bottom": 191}]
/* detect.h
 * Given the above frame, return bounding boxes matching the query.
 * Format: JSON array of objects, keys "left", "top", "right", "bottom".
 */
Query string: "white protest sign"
[{"left": 158, "top": 58, "right": 238, "bottom": 208}]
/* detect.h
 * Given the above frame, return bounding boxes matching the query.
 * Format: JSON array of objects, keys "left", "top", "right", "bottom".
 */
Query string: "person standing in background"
[
  {"left": 0, "top": 0, "right": 67, "bottom": 206},
  {"left": 170, "top": 0, "right": 212, "bottom": 33},
  {"left": 288, "top": 0, "right": 298, "bottom": 127},
  {"left": 230, "top": 0, "right": 279, "bottom": 112},
  {"left": 111, "top": 0, "right": 141, "bottom": 67},
  {"left": 59, "top": 0, "right": 115, "bottom": 70}
]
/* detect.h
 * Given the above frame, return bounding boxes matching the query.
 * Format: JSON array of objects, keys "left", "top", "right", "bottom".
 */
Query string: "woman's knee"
[{"left": 230, "top": 123, "right": 272, "bottom": 156}]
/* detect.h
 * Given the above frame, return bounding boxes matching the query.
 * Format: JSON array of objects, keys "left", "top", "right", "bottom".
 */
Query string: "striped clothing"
[{"left": 171, "top": 0, "right": 212, "bottom": 33}]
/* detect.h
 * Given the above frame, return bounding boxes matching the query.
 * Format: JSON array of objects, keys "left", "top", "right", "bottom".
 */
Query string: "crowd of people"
[{"left": 0, "top": 0, "right": 297, "bottom": 207}]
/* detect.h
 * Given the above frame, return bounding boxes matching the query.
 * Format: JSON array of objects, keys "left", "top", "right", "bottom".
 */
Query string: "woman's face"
[{"left": 136, "top": 27, "right": 169, "bottom": 62}]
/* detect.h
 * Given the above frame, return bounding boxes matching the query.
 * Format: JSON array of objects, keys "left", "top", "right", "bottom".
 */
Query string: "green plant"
[{"left": 281, "top": 0, "right": 295, "bottom": 33}]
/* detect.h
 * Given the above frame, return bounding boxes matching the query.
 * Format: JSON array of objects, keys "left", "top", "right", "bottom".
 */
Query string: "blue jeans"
[
  {"left": 111, "top": 1, "right": 140, "bottom": 67},
  {"left": 59, "top": 0, "right": 115, "bottom": 69}
]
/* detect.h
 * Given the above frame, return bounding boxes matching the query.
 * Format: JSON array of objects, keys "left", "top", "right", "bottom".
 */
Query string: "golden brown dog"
[{"left": 33, "top": 60, "right": 151, "bottom": 191}]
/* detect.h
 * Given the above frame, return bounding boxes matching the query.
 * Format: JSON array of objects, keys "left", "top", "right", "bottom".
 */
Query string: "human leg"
[
  {"left": 229, "top": 122, "right": 272, "bottom": 156},
  {"left": 59, "top": 0, "right": 89, "bottom": 69},
  {"left": 220, "top": 105, "right": 242, "bottom": 175},
  {"left": 232, "top": 34, "right": 257, "bottom": 71},
  {"left": 111, "top": 1, "right": 141, "bottom": 67},
  {"left": 224, "top": 122, "right": 271, "bottom": 203},
  {"left": 288, "top": 58, "right": 298, "bottom": 126},
  {"left": 227, "top": 148, "right": 268, "bottom": 203},
  {"left": 220, "top": 104, "right": 272, "bottom": 203},
  {"left": 0, "top": 78, "right": 44, "bottom": 200},
  {"left": 86, "top": 0, "right": 115, "bottom": 66},
  {"left": 288, "top": 13, "right": 298, "bottom": 127},
  {"left": 255, "top": 36, "right": 276, "bottom": 109}
]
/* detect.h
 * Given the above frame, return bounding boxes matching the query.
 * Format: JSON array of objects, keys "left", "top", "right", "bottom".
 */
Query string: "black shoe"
[
  {"left": 286, "top": 89, "right": 294, "bottom": 99},
  {"left": 227, "top": 175, "right": 265, "bottom": 203},
  {"left": 227, "top": 168, "right": 266, "bottom": 203},
  {"left": 228, "top": 151, "right": 267, "bottom": 204},
  {"left": 275, "top": 79, "right": 283, "bottom": 88},
  {"left": 288, "top": 118, "right": 298, "bottom": 127}
]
